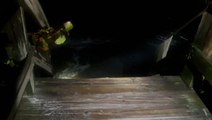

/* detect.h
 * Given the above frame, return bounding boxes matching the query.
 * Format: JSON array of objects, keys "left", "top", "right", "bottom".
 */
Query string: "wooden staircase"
[{"left": 14, "top": 76, "right": 212, "bottom": 119}]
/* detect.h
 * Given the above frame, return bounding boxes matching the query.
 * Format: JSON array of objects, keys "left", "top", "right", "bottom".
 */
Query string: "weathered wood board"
[{"left": 14, "top": 76, "right": 211, "bottom": 120}]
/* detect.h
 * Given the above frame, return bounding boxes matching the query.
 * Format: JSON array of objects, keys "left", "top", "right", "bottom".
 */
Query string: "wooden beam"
[
  {"left": 7, "top": 49, "right": 35, "bottom": 120},
  {"left": 33, "top": 55, "right": 53, "bottom": 74},
  {"left": 18, "top": 0, "right": 49, "bottom": 27},
  {"left": 29, "top": 70, "right": 35, "bottom": 93}
]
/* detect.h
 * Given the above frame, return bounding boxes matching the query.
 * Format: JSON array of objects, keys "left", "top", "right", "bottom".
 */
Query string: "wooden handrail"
[
  {"left": 7, "top": 47, "right": 53, "bottom": 120},
  {"left": 165, "top": 8, "right": 206, "bottom": 39},
  {"left": 7, "top": 48, "right": 35, "bottom": 120}
]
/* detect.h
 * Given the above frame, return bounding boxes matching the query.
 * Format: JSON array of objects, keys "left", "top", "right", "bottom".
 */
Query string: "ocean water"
[{"left": 42, "top": 0, "right": 206, "bottom": 78}]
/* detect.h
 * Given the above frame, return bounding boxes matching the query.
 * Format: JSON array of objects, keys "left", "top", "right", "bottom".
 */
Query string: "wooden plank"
[
  {"left": 17, "top": 91, "right": 201, "bottom": 104},
  {"left": 4, "top": 7, "right": 29, "bottom": 61},
  {"left": 14, "top": 76, "right": 212, "bottom": 119},
  {"left": 33, "top": 77, "right": 187, "bottom": 95},
  {"left": 25, "top": 70, "right": 35, "bottom": 95},
  {"left": 33, "top": 55, "right": 53, "bottom": 74},
  {"left": 19, "top": 0, "right": 49, "bottom": 27},
  {"left": 156, "top": 36, "right": 173, "bottom": 62},
  {"left": 191, "top": 9, "right": 212, "bottom": 85},
  {"left": 36, "top": 76, "right": 185, "bottom": 87},
  {"left": 29, "top": 71, "right": 35, "bottom": 93},
  {"left": 193, "top": 11, "right": 212, "bottom": 51},
  {"left": 15, "top": 108, "right": 206, "bottom": 119},
  {"left": 8, "top": 50, "right": 34, "bottom": 120},
  {"left": 191, "top": 45, "right": 212, "bottom": 85}
]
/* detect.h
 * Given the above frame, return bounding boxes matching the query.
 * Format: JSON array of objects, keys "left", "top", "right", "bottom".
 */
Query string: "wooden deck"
[{"left": 14, "top": 76, "right": 211, "bottom": 119}]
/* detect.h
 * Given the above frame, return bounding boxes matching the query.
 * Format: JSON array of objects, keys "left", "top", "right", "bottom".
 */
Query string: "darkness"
[
  {"left": 37, "top": 0, "right": 206, "bottom": 76},
  {"left": 0, "top": 0, "right": 210, "bottom": 119},
  {"left": 40, "top": 0, "right": 206, "bottom": 38}
]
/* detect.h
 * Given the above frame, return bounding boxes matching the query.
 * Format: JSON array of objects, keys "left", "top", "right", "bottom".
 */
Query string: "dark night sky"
[
  {"left": 39, "top": 0, "right": 206, "bottom": 41},
  {"left": 0, "top": 0, "right": 206, "bottom": 42},
  {"left": 0, "top": 0, "right": 207, "bottom": 38}
]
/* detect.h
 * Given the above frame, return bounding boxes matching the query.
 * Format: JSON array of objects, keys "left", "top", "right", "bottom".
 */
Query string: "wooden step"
[{"left": 14, "top": 76, "right": 212, "bottom": 119}]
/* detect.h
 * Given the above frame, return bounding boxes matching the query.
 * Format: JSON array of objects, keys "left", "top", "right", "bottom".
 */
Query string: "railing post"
[{"left": 25, "top": 69, "right": 35, "bottom": 95}]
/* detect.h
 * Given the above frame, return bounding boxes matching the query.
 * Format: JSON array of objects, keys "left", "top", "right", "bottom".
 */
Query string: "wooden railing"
[
  {"left": 7, "top": 47, "right": 53, "bottom": 120},
  {"left": 6, "top": 0, "right": 51, "bottom": 119}
]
